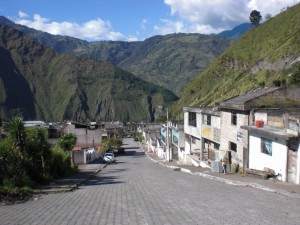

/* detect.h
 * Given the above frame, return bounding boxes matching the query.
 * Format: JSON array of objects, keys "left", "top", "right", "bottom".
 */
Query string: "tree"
[
  {"left": 59, "top": 133, "right": 77, "bottom": 164},
  {"left": 7, "top": 116, "right": 26, "bottom": 160},
  {"left": 101, "top": 137, "right": 123, "bottom": 152},
  {"left": 249, "top": 10, "right": 262, "bottom": 26},
  {"left": 59, "top": 133, "right": 77, "bottom": 151},
  {"left": 25, "top": 127, "right": 51, "bottom": 181}
]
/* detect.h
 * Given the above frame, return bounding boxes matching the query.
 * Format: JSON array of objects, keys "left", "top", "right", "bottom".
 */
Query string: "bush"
[
  {"left": 25, "top": 127, "right": 51, "bottom": 183},
  {"left": 0, "top": 139, "right": 26, "bottom": 187},
  {"left": 50, "top": 146, "right": 76, "bottom": 179},
  {"left": 0, "top": 178, "right": 32, "bottom": 199}
]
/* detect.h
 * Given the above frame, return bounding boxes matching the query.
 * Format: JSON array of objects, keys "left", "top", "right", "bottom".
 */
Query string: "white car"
[{"left": 104, "top": 152, "right": 116, "bottom": 163}]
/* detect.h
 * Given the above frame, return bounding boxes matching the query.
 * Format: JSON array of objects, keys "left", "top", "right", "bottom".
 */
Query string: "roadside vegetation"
[
  {"left": 131, "top": 131, "right": 144, "bottom": 142},
  {"left": 101, "top": 137, "right": 123, "bottom": 153},
  {"left": 0, "top": 117, "right": 77, "bottom": 199}
]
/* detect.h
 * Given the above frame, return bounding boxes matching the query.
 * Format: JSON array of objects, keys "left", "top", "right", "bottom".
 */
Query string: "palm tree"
[
  {"left": 6, "top": 116, "right": 27, "bottom": 185},
  {"left": 7, "top": 116, "right": 26, "bottom": 160}
]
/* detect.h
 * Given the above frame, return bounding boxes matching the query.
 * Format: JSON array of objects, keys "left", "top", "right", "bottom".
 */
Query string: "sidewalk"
[
  {"left": 35, "top": 158, "right": 107, "bottom": 194},
  {"left": 145, "top": 151, "right": 300, "bottom": 198}
]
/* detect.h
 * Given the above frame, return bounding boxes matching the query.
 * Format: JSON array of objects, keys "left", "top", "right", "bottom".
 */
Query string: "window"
[
  {"left": 231, "top": 112, "right": 237, "bottom": 125},
  {"left": 229, "top": 141, "right": 237, "bottom": 152},
  {"left": 172, "top": 135, "right": 178, "bottom": 144},
  {"left": 214, "top": 143, "right": 220, "bottom": 150},
  {"left": 188, "top": 112, "right": 196, "bottom": 127},
  {"left": 203, "top": 114, "right": 211, "bottom": 125},
  {"left": 261, "top": 138, "right": 272, "bottom": 156}
]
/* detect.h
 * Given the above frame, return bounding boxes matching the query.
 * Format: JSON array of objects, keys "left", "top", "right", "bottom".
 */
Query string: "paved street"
[{"left": 1, "top": 138, "right": 300, "bottom": 225}]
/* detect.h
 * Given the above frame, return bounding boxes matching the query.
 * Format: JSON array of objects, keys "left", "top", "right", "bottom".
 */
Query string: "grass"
[{"left": 172, "top": 4, "right": 300, "bottom": 117}]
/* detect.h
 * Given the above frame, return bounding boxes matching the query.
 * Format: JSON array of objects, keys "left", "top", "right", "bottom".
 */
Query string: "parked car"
[{"left": 104, "top": 152, "right": 116, "bottom": 163}]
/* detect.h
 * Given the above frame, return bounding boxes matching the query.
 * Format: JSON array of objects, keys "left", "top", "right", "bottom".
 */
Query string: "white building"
[
  {"left": 183, "top": 106, "right": 221, "bottom": 168},
  {"left": 183, "top": 107, "right": 203, "bottom": 165},
  {"left": 219, "top": 87, "right": 288, "bottom": 171},
  {"left": 242, "top": 108, "right": 300, "bottom": 184},
  {"left": 170, "top": 122, "right": 184, "bottom": 162}
]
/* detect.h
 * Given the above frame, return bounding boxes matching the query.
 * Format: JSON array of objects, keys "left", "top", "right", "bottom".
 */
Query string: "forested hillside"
[
  {"left": 0, "top": 25, "right": 177, "bottom": 122},
  {"left": 172, "top": 4, "right": 300, "bottom": 116},
  {"left": 0, "top": 16, "right": 231, "bottom": 95}
]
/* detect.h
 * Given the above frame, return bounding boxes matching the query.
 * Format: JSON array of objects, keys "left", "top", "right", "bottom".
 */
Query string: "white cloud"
[
  {"left": 11, "top": 0, "right": 300, "bottom": 41},
  {"left": 154, "top": 19, "right": 186, "bottom": 35},
  {"left": 247, "top": 0, "right": 300, "bottom": 17},
  {"left": 140, "top": 19, "right": 148, "bottom": 30},
  {"left": 18, "top": 11, "right": 28, "bottom": 19},
  {"left": 14, "top": 13, "right": 136, "bottom": 41},
  {"left": 159, "top": 0, "right": 300, "bottom": 35}
]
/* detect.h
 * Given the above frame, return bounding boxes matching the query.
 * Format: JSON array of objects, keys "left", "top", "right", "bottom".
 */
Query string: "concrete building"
[
  {"left": 141, "top": 124, "right": 160, "bottom": 154},
  {"left": 170, "top": 122, "right": 184, "bottom": 162},
  {"left": 183, "top": 87, "right": 300, "bottom": 175},
  {"left": 64, "top": 123, "right": 102, "bottom": 164},
  {"left": 218, "top": 87, "right": 292, "bottom": 171},
  {"left": 242, "top": 107, "right": 300, "bottom": 184},
  {"left": 183, "top": 107, "right": 203, "bottom": 165},
  {"left": 159, "top": 123, "right": 169, "bottom": 160},
  {"left": 183, "top": 106, "right": 221, "bottom": 167}
]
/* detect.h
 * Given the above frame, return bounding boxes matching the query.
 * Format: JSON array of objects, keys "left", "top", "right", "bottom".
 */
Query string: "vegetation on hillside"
[
  {"left": 0, "top": 25, "right": 178, "bottom": 122},
  {"left": 0, "top": 17, "right": 231, "bottom": 95},
  {"left": 172, "top": 4, "right": 300, "bottom": 117}
]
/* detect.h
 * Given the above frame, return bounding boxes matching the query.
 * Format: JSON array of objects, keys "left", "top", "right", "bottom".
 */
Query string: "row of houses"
[{"left": 141, "top": 87, "right": 300, "bottom": 184}]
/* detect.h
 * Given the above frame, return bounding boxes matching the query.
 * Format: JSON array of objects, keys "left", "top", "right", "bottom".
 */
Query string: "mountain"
[
  {"left": 172, "top": 3, "right": 300, "bottom": 116},
  {"left": 0, "top": 25, "right": 178, "bottom": 122},
  {"left": 0, "top": 16, "right": 231, "bottom": 95},
  {"left": 219, "top": 23, "right": 254, "bottom": 40}
]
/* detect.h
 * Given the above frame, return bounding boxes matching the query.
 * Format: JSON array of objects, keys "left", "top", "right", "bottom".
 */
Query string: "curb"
[
  {"left": 34, "top": 164, "right": 107, "bottom": 194},
  {"left": 145, "top": 153, "right": 300, "bottom": 198}
]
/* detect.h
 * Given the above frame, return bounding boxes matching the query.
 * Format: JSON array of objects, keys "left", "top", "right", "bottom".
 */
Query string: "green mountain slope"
[
  {"left": 0, "top": 17, "right": 231, "bottom": 95},
  {"left": 0, "top": 25, "right": 177, "bottom": 122},
  {"left": 172, "top": 4, "right": 300, "bottom": 115}
]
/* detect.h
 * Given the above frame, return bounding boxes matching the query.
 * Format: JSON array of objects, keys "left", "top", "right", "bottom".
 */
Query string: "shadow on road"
[
  {"left": 124, "top": 150, "right": 145, "bottom": 157},
  {"left": 83, "top": 175, "right": 123, "bottom": 186},
  {"left": 124, "top": 147, "right": 139, "bottom": 150},
  {"left": 109, "top": 168, "right": 126, "bottom": 173},
  {"left": 86, "top": 158, "right": 106, "bottom": 164}
]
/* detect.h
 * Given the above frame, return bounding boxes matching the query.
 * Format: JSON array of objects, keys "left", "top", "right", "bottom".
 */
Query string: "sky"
[{"left": 0, "top": 0, "right": 299, "bottom": 41}]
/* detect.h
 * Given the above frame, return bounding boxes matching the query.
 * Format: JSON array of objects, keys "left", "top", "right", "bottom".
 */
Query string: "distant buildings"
[{"left": 142, "top": 87, "right": 300, "bottom": 184}]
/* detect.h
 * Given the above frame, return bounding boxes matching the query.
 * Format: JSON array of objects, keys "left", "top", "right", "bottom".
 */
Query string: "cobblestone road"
[{"left": 1, "top": 138, "right": 300, "bottom": 225}]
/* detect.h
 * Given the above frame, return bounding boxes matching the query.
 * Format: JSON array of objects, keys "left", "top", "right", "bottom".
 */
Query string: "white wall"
[
  {"left": 184, "top": 111, "right": 201, "bottom": 139},
  {"left": 297, "top": 144, "right": 300, "bottom": 184},
  {"left": 249, "top": 135, "right": 288, "bottom": 181}
]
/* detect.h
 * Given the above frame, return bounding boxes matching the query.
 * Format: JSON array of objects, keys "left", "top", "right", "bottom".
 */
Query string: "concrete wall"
[
  {"left": 73, "top": 150, "right": 84, "bottom": 164},
  {"left": 220, "top": 111, "right": 249, "bottom": 166},
  {"left": 201, "top": 115, "right": 220, "bottom": 142},
  {"left": 184, "top": 111, "right": 201, "bottom": 139},
  {"left": 73, "top": 148, "right": 100, "bottom": 165}
]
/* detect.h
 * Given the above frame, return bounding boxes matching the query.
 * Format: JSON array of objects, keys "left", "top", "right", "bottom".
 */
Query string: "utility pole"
[
  {"left": 147, "top": 129, "right": 150, "bottom": 152},
  {"left": 166, "top": 107, "right": 170, "bottom": 162}
]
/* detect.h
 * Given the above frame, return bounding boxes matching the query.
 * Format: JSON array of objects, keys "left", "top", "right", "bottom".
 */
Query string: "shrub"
[
  {"left": 0, "top": 139, "right": 26, "bottom": 187},
  {"left": 50, "top": 146, "right": 76, "bottom": 179}
]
